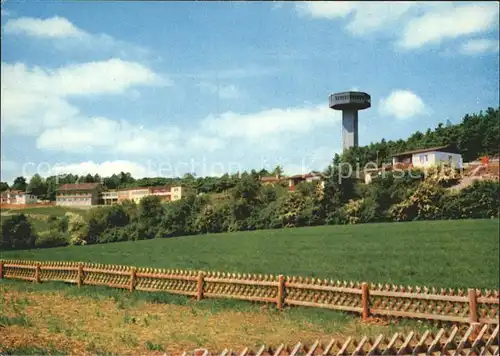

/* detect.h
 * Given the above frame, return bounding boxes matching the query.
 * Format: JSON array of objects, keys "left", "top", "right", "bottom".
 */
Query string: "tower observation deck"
[{"left": 328, "top": 91, "right": 371, "bottom": 152}]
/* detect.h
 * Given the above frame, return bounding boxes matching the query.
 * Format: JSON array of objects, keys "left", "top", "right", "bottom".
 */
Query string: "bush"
[
  {"left": 97, "top": 226, "right": 134, "bottom": 244},
  {"left": 35, "top": 231, "right": 69, "bottom": 248},
  {"left": 338, "top": 198, "right": 379, "bottom": 224},
  {"left": 390, "top": 181, "right": 444, "bottom": 221},
  {"left": 440, "top": 181, "right": 500, "bottom": 219},
  {"left": 65, "top": 212, "right": 87, "bottom": 245},
  {"left": 0, "top": 214, "right": 37, "bottom": 250},
  {"left": 194, "top": 204, "right": 230, "bottom": 234},
  {"left": 425, "top": 165, "right": 461, "bottom": 187}
]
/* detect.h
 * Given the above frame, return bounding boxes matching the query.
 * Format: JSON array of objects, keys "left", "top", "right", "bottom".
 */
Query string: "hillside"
[{"left": 2, "top": 219, "right": 498, "bottom": 289}]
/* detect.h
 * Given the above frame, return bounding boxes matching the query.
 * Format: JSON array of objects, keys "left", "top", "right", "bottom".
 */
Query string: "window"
[
  {"left": 419, "top": 155, "right": 424, "bottom": 163},
  {"left": 424, "top": 155, "right": 428, "bottom": 162}
]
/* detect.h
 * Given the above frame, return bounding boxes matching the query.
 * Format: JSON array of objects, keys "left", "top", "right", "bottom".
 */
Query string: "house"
[
  {"left": 260, "top": 173, "right": 284, "bottom": 185},
  {"left": 287, "top": 173, "right": 324, "bottom": 192},
  {"left": 56, "top": 183, "right": 102, "bottom": 206},
  {"left": 0, "top": 190, "right": 37, "bottom": 205},
  {"left": 392, "top": 145, "right": 463, "bottom": 170},
  {"left": 260, "top": 172, "right": 325, "bottom": 192}
]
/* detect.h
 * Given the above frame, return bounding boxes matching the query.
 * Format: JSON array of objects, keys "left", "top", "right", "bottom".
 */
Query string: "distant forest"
[{"left": 1, "top": 107, "right": 498, "bottom": 201}]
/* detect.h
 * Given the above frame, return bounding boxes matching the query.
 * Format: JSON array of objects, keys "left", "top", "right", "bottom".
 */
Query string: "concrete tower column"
[{"left": 342, "top": 109, "right": 359, "bottom": 149}]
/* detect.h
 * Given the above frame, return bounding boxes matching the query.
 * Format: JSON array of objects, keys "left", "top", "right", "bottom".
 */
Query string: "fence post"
[
  {"left": 77, "top": 263, "right": 83, "bottom": 287},
  {"left": 468, "top": 288, "right": 478, "bottom": 323},
  {"left": 277, "top": 275, "right": 285, "bottom": 310},
  {"left": 0, "top": 260, "right": 3, "bottom": 279},
  {"left": 34, "top": 263, "right": 41, "bottom": 284},
  {"left": 196, "top": 272, "right": 204, "bottom": 301},
  {"left": 361, "top": 282, "right": 370, "bottom": 321},
  {"left": 129, "top": 267, "right": 136, "bottom": 292}
]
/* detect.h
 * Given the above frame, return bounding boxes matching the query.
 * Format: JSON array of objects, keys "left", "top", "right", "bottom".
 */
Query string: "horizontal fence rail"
[
  {"left": 182, "top": 323, "right": 500, "bottom": 355},
  {"left": 1, "top": 259, "right": 498, "bottom": 325}
]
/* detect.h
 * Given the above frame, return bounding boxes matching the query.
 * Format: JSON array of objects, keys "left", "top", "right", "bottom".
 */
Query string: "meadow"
[
  {"left": 2, "top": 219, "right": 498, "bottom": 289},
  {"left": 0, "top": 206, "right": 86, "bottom": 217}
]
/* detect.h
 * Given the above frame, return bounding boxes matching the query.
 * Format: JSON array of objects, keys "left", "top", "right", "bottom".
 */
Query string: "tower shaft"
[{"left": 342, "top": 109, "right": 358, "bottom": 151}]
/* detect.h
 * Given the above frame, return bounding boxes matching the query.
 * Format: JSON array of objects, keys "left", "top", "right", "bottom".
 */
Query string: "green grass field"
[
  {"left": 1, "top": 206, "right": 86, "bottom": 216},
  {"left": 2, "top": 219, "right": 498, "bottom": 289}
]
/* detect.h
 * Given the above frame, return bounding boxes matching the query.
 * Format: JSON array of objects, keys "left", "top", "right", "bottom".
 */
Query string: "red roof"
[
  {"left": 58, "top": 183, "right": 102, "bottom": 191},
  {"left": 289, "top": 173, "right": 322, "bottom": 179},
  {"left": 260, "top": 176, "right": 283, "bottom": 182}
]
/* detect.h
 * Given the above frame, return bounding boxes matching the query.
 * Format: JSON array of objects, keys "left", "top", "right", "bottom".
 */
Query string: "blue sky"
[{"left": 1, "top": 1, "right": 499, "bottom": 183}]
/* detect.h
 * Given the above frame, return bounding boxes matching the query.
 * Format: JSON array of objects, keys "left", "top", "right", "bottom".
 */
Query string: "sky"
[{"left": 1, "top": 1, "right": 499, "bottom": 183}]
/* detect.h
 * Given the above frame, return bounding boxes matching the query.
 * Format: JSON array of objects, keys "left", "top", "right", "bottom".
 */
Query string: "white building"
[
  {"left": 0, "top": 190, "right": 38, "bottom": 205},
  {"left": 392, "top": 146, "right": 463, "bottom": 169}
]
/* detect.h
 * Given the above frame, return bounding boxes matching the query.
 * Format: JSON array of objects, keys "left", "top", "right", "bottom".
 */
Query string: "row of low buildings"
[{"left": 55, "top": 183, "right": 196, "bottom": 207}]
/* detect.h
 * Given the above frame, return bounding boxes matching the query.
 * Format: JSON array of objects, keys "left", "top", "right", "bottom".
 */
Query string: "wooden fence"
[
  {"left": 1, "top": 259, "right": 498, "bottom": 325},
  {"left": 183, "top": 323, "right": 500, "bottom": 355}
]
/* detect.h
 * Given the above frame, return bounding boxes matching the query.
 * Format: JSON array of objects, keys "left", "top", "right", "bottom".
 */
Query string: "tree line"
[{"left": 1, "top": 166, "right": 498, "bottom": 250}]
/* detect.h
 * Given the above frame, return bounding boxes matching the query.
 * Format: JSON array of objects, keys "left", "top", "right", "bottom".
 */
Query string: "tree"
[
  {"left": 0, "top": 181, "right": 9, "bottom": 192},
  {"left": 0, "top": 214, "right": 36, "bottom": 250},
  {"left": 321, "top": 158, "right": 356, "bottom": 218},
  {"left": 27, "top": 173, "right": 47, "bottom": 197},
  {"left": 45, "top": 177, "right": 58, "bottom": 201},
  {"left": 272, "top": 165, "right": 284, "bottom": 176},
  {"left": 136, "top": 196, "right": 164, "bottom": 239},
  {"left": 11, "top": 176, "right": 27, "bottom": 192}
]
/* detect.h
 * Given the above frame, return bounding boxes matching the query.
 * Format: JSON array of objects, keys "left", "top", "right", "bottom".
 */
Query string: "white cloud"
[
  {"left": 1, "top": 59, "right": 166, "bottom": 135},
  {"left": 0, "top": 89, "right": 80, "bottom": 135},
  {"left": 2, "top": 59, "right": 165, "bottom": 98},
  {"left": 36, "top": 104, "right": 340, "bottom": 157},
  {"left": 4, "top": 16, "right": 87, "bottom": 38},
  {"left": 399, "top": 3, "right": 499, "bottom": 49},
  {"left": 186, "top": 135, "right": 225, "bottom": 153},
  {"left": 296, "top": 1, "right": 424, "bottom": 35},
  {"left": 3, "top": 16, "right": 151, "bottom": 58},
  {"left": 201, "top": 105, "right": 339, "bottom": 140},
  {"left": 197, "top": 82, "right": 242, "bottom": 99},
  {"left": 296, "top": 2, "right": 499, "bottom": 51},
  {"left": 379, "top": 90, "right": 428, "bottom": 120},
  {"left": 36, "top": 117, "right": 181, "bottom": 155},
  {"left": 296, "top": 1, "right": 357, "bottom": 20},
  {"left": 459, "top": 38, "right": 500, "bottom": 55}
]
